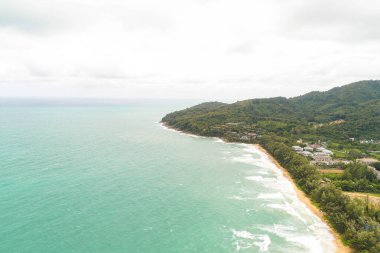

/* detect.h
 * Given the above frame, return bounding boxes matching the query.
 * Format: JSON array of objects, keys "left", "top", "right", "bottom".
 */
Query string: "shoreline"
[
  {"left": 254, "top": 144, "right": 350, "bottom": 253},
  {"left": 160, "top": 122, "right": 350, "bottom": 253}
]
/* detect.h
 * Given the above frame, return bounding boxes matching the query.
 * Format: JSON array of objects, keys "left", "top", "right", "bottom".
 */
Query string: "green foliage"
[
  {"left": 328, "top": 163, "right": 380, "bottom": 193},
  {"left": 162, "top": 80, "right": 380, "bottom": 252},
  {"left": 322, "top": 172, "right": 343, "bottom": 180},
  {"left": 162, "top": 81, "right": 380, "bottom": 140},
  {"left": 373, "top": 162, "right": 380, "bottom": 171},
  {"left": 262, "top": 139, "right": 380, "bottom": 252},
  {"left": 343, "top": 163, "right": 377, "bottom": 182},
  {"left": 333, "top": 180, "right": 380, "bottom": 193}
]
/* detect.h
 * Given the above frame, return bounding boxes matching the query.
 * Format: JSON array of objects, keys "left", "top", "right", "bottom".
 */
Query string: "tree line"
[{"left": 259, "top": 136, "right": 380, "bottom": 252}]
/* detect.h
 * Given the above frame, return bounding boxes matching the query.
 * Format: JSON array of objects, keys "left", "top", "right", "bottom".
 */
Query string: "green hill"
[
  {"left": 162, "top": 80, "right": 380, "bottom": 252},
  {"left": 162, "top": 80, "right": 380, "bottom": 140}
]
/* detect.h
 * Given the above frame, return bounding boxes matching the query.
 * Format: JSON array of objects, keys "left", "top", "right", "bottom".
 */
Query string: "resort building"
[
  {"left": 239, "top": 132, "right": 257, "bottom": 141},
  {"left": 309, "top": 144, "right": 321, "bottom": 149},
  {"left": 304, "top": 147, "right": 314, "bottom": 152},
  {"left": 246, "top": 132, "right": 257, "bottom": 138},
  {"left": 240, "top": 135, "right": 249, "bottom": 141},
  {"left": 299, "top": 151, "right": 313, "bottom": 157},
  {"left": 356, "top": 157, "right": 378, "bottom": 165},
  {"left": 312, "top": 152, "right": 333, "bottom": 165},
  {"left": 316, "top": 147, "right": 334, "bottom": 155}
]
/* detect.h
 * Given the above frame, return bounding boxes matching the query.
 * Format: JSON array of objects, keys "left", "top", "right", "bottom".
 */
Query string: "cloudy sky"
[{"left": 0, "top": 0, "right": 379, "bottom": 100}]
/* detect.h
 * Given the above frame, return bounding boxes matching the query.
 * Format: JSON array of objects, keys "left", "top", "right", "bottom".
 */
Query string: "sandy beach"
[
  {"left": 161, "top": 122, "right": 350, "bottom": 252},
  {"left": 254, "top": 144, "right": 351, "bottom": 253}
]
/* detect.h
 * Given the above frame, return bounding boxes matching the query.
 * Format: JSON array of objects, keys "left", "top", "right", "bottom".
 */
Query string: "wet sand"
[{"left": 254, "top": 144, "right": 351, "bottom": 253}]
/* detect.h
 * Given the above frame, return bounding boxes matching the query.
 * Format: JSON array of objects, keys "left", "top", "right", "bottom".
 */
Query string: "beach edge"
[
  {"left": 160, "top": 121, "right": 350, "bottom": 253},
  {"left": 253, "top": 144, "right": 350, "bottom": 253}
]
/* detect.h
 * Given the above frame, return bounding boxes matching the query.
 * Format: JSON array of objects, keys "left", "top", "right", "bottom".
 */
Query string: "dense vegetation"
[
  {"left": 259, "top": 137, "right": 380, "bottom": 253},
  {"left": 162, "top": 81, "right": 380, "bottom": 252},
  {"left": 332, "top": 163, "right": 380, "bottom": 193},
  {"left": 163, "top": 80, "right": 380, "bottom": 141}
]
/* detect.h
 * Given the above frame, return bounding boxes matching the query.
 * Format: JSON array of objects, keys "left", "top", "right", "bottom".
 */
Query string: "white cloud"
[
  {"left": 0, "top": 0, "right": 379, "bottom": 99},
  {"left": 279, "top": 0, "right": 380, "bottom": 43}
]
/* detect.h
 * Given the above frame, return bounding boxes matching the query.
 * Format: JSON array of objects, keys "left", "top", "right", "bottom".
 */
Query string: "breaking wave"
[{"left": 232, "top": 229, "right": 271, "bottom": 252}]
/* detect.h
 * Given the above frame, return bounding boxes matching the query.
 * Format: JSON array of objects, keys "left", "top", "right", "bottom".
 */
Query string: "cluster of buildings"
[
  {"left": 356, "top": 157, "right": 379, "bottom": 165},
  {"left": 240, "top": 132, "right": 258, "bottom": 141},
  {"left": 292, "top": 143, "right": 380, "bottom": 175},
  {"left": 210, "top": 122, "right": 260, "bottom": 142},
  {"left": 359, "top": 139, "right": 380, "bottom": 144},
  {"left": 212, "top": 122, "right": 261, "bottom": 142},
  {"left": 226, "top": 131, "right": 258, "bottom": 141},
  {"left": 348, "top": 138, "right": 380, "bottom": 144},
  {"left": 292, "top": 144, "right": 339, "bottom": 165}
]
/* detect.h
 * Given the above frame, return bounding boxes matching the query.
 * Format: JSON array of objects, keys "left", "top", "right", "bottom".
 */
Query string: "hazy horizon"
[
  {"left": 1, "top": 0, "right": 380, "bottom": 100},
  {"left": 1, "top": 79, "right": 377, "bottom": 103}
]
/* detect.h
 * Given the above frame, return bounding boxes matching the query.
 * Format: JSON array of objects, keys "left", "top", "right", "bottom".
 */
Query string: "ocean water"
[{"left": 0, "top": 100, "right": 335, "bottom": 253}]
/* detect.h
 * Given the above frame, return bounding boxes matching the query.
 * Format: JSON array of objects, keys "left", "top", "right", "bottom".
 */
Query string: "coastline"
[
  {"left": 160, "top": 122, "right": 350, "bottom": 253},
  {"left": 254, "top": 144, "right": 350, "bottom": 253}
]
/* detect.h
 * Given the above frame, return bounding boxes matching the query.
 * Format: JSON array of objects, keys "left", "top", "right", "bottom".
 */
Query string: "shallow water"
[{"left": 0, "top": 100, "right": 335, "bottom": 252}]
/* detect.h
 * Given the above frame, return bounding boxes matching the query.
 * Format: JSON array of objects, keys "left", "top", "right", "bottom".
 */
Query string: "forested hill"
[
  {"left": 163, "top": 80, "right": 380, "bottom": 252},
  {"left": 162, "top": 80, "right": 380, "bottom": 140}
]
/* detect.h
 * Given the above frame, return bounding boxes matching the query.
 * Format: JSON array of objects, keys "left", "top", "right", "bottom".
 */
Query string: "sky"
[{"left": 0, "top": 0, "right": 379, "bottom": 100}]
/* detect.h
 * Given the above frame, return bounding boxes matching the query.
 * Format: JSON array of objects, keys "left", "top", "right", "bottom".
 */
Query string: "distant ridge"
[
  {"left": 162, "top": 80, "right": 380, "bottom": 253},
  {"left": 162, "top": 80, "right": 380, "bottom": 139}
]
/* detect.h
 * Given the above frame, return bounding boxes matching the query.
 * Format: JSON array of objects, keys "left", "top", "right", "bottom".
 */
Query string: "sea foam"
[
  {"left": 257, "top": 192, "right": 284, "bottom": 200},
  {"left": 245, "top": 176, "right": 264, "bottom": 182},
  {"left": 260, "top": 224, "right": 335, "bottom": 253},
  {"left": 160, "top": 124, "right": 336, "bottom": 253},
  {"left": 232, "top": 230, "right": 271, "bottom": 252}
]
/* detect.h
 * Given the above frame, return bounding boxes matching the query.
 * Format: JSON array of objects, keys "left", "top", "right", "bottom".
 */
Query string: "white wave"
[
  {"left": 231, "top": 147, "right": 280, "bottom": 174},
  {"left": 158, "top": 122, "right": 203, "bottom": 138},
  {"left": 253, "top": 170, "right": 269, "bottom": 175},
  {"left": 267, "top": 177, "right": 297, "bottom": 196},
  {"left": 232, "top": 229, "right": 271, "bottom": 252},
  {"left": 228, "top": 195, "right": 255, "bottom": 201},
  {"left": 239, "top": 144, "right": 257, "bottom": 153},
  {"left": 233, "top": 144, "right": 336, "bottom": 253},
  {"left": 158, "top": 126, "right": 335, "bottom": 252},
  {"left": 245, "top": 176, "right": 264, "bottom": 181},
  {"left": 158, "top": 122, "right": 177, "bottom": 132},
  {"left": 266, "top": 203, "right": 306, "bottom": 222},
  {"left": 260, "top": 224, "right": 335, "bottom": 253},
  {"left": 246, "top": 208, "right": 257, "bottom": 213},
  {"left": 232, "top": 154, "right": 258, "bottom": 165},
  {"left": 181, "top": 132, "right": 201, "bottom": 138},
  {"left": 257, "top": 193, "right": 284, "bottom": 200},
  {"left": 213, "top": 138, "right": 225, "bottom": 143}
]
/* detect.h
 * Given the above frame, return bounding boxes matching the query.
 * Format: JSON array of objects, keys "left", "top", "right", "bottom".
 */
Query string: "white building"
[
  {"left": 299, "top": 151, "right": 313, "bottom": 157},
  {"left": 313, "top": 152, "right": 333, "bottom": 165},
  {"left": 357, "top": 158, "right": 378, "bottom": 165},
  {"left": 292, "top": 146, "right": 303, "bottom": 152},
  {"left": 316, "top": 147, "right": 333, "bottom": 155},
  {"left": 304, "top": 147, "right": 314, "bottom": 152},
  {"left": 240, "top": 135, "right": 250, "bottom": 141}
]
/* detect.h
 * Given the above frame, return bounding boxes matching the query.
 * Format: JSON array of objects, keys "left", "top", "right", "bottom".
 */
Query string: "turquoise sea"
[{"left": 0, "top": 99, "right": 335, "bottom": 253}]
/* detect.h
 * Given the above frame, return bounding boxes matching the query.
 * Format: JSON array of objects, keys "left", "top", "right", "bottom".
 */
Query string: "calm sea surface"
[{"left": 0, "top": 100, "right": 335, "bottom": 253}]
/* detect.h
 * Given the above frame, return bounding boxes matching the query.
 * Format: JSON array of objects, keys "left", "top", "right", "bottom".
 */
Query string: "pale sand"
[
  {"left": 161, "top": 123, "right": 350, "bottom": 252},
  {"left": 254, "top": 144, "right": 351, "bottom": 253},
  {"left": 319, "top": 169, "right": 344, "bottom": 174}
]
